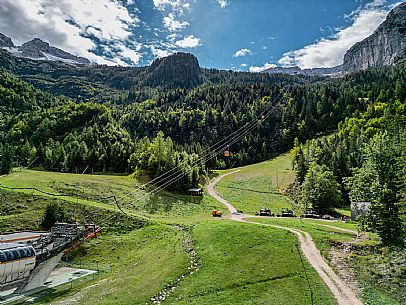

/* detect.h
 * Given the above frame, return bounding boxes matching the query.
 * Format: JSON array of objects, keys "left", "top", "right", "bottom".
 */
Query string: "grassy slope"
[
  {"left": 0, "top": 158, "right": 349, "bottom": 305},
  {"left": 250, "top": 217, "right": 356, "bottom": 257},
  {"left": 215, "top": 153, "right": 295, "bottom": 215},
  {"left": 0, "top": 169, "right": 221, "bottom": 224},
  {"left": 166, "top": 221, "right": 336, "bottom": 305},
  {"left": 215, "top": 154, "right": 404, "bottom": 305}
]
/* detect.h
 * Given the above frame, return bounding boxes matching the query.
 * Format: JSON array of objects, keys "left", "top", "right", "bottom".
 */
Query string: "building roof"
[{"left": 187, "top": 188, "right": 203, "bottom": 192}]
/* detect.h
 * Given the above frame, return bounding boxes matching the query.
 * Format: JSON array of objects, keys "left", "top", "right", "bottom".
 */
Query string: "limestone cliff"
[{"left": 343, "top": 3, "right": 406, "bottom": 72}]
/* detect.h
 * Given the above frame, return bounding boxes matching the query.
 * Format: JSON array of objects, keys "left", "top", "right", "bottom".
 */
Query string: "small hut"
[
  {"left": 350, "top": 202, "right": 371, "bottom": 220},
  {"left": 187, "top": 188, "right": 203, "bottom": 196}
]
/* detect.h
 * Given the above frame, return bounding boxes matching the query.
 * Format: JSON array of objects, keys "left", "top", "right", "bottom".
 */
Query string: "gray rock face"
[
  {"left": 343, "top": 3, "right": 406, "bottom": 73},
  {"left": 0, "top": 33, "right": 14, "bottom": 48},
  {"left": 47, "top": 46, "right": 90, "bottom": 64},
  {"left": 19, "top": 38, "right": 49, "bottom": 58}
]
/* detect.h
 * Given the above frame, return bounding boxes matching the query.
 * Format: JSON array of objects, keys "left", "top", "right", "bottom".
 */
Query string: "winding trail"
[{"left": 208, "top": 171, "right": 363, "bottom": 305}]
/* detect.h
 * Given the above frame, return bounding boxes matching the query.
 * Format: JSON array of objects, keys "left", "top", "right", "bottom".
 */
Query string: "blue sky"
[{"left": 0, "top": 0, "right": 402, "bottom": 70}]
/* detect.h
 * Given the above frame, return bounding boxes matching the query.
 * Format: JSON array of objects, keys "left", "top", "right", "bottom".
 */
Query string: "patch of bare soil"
[{"left": 330, "top": 242, "right": 362, "bottom": 296}]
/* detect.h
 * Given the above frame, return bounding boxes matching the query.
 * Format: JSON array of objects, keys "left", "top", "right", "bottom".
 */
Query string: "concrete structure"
[
  {"left": 0, "top": 267, "right": 96, "bottom": 304},
  {"left": 0, "top": 244, "right": 36, "bottom": 291},
  {"left": 0, "top": 223, "right": 88, "bottom": 294},
  {"left": 18, "top": 253, "right": 63, "bottom": 292}
]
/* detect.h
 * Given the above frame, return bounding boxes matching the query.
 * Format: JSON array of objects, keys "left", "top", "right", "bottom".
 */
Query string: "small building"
[
  {"left": 187, "top": 188, "right": 203, "bottom": 196},
  {"left": 351, "top": 202, "right": 371, "bottom": 221}
]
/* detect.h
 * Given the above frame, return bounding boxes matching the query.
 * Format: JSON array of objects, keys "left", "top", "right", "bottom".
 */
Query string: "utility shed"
[
  {"left": 187, "top": 188, "right": 203, "bottom": 196},
  {"left": 351, "top": 202, "right": 371, "bottom": 220}
]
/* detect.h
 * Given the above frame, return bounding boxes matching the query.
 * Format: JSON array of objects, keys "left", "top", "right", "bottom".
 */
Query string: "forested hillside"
[
  {"left": 0, "top": 53, "right": 405, "bottom": 194},
  {"left": 291, "top": 68, "right": 406, "bottom": 246}
]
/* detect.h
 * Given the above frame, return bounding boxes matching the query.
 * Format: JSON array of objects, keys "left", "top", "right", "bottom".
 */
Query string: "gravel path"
[{"left": 208, "top": 171, "right": 363, "bottom": 305}]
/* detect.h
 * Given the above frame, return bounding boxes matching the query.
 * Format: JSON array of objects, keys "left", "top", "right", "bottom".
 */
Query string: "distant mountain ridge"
[
  {"left": 0, "top": 33, "right": 90, "bottom": 65},
  {"left": 343, "top": 2, "right": 406, "bottom": 72},
  {"left": 262, "top": 65, "right": 343, "bottom": 76}
]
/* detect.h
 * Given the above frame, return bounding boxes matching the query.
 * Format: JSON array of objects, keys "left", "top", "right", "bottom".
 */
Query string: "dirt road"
[{"left": 208, "top": 171, "right": 363, "bottom": 305}]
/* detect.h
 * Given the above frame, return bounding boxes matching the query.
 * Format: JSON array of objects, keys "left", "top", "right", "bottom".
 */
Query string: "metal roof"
[{"left": 187, "top": 188, "right": 203, "bottom": 192}]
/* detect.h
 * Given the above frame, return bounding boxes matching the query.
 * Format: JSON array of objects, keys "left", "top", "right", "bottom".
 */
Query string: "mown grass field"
[
  {"left": 215, "top": 153, "right": 295, "bottom": 214},
  {"left": 165, "top": 221, "right": 336, "bottom": 305},
  {"left": 0, "top": 169, "right": 221, "bottom": 224}
]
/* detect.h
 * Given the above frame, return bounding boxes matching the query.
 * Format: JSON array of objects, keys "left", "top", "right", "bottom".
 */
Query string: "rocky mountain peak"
[
  {"left": 0, "top": 33, "right": 14, "bottom": 48},
  {"left": 19, "top": 38, "right": 50, "bottom": 58},
  {"left": 0, "top": 34, "right": 91, "bottom": 65},
  {"left": 343, "top": 3, "right": 406, "bottom": 73}
]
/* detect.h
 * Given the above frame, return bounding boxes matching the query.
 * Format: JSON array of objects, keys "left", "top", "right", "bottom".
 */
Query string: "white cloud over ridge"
[
  {"left": 175, "top": 35, "right": 201, "bottom": 48},
  {"left": 249, "top": 63, "right": 277, "bottom": 73},
  {"left": 150, "top": 45, "right": 173, "bottom": 58},
  {"left": 277, "top": 3, "right": 393, "bottom": 68},
  {"left": 0, "top": 0, "right": 141, "bottom": 65},
  {"left": 233, "top": 48, "right": 253, "bottom": 57}
]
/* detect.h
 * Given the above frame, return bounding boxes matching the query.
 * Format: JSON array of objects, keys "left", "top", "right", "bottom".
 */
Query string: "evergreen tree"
[
  {"left": 300, "top": 162, "right": 342, "bottom": 213},
  {"left": 0, "top": 145, "right": 14, "bottom": 175},
  {"left": 41, "top": 203, "right": 68, "bottom": 230}
]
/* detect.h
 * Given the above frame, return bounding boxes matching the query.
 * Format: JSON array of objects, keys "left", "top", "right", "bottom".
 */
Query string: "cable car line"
[
  {"left": 125, "top": 93, "right": 286, "bottom": 201},
  {"left": 126, "top": 95, "right": 286, "bottom": 204},
  {"left": 143, "top": 106, "right": 275, "bottom": 198},
  {"left": 130, "top": 95, "right": 284, "bottom": 203},
  {"left": 53, "top": 93, "right": 286, "bottom": 227},
  {"left": 126, "top": 108, "right": 264, "bottom": 196}
]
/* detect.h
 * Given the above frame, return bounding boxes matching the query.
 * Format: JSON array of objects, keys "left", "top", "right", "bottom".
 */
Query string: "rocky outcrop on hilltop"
[
  {"left": 0, "top": 33, "right": 14, "bottom": 48},
  {"left": 144, "top": 52, "right": 202, "bottom": 88},
  {"left": 343, "top": 3, "right": 406, "bottom": 72}
]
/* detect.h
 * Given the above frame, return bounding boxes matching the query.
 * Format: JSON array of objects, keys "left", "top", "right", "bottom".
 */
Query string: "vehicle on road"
[
  {"left": 212, "top": 210, "right": 222, "bottom": 217},
  {"left": 302, "top": 208, "right": 320, "bottom": 219},
  {"left": 281, "top": 208, "right": 294, "bottom": 217},
  {"left": 255, "top": 208, "right": 274, "bottom": 216}
]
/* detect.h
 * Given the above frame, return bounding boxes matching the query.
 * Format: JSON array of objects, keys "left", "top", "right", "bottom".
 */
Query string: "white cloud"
[
  {"left": 233, "top": 48, "right": 253, "bottom": 57},
  {"left": 249, "top": 63, "right": 277, "bottom": 73},
  {"left": 175, "top": 35, "right": 201, "bottom": 48},
  {"left": 277, "top": 4, "right": 393, "bottom": 68},
  {"left": 150, "top": 45, "right": 173, "bottom": 58},
  {"left": 240, "top": 63, "right": 247, "bottom": 67},
  {"left": 217, "top": 0, "right": 230, "bottom": 8},
  {"left": 119, "top": 48, "right": 142, "bottom": 64},
  {"left": 153, "top": 0, "right": 191, "bottom": 14},
  {"left": 154, "top": 0, "right": 180, "bottom": 10},
  {"left": 0, "top": 0, "right": 142, "bottom": 65},
  {"left": 163, "top": 13, "right": 189, "bottom": 31}
]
